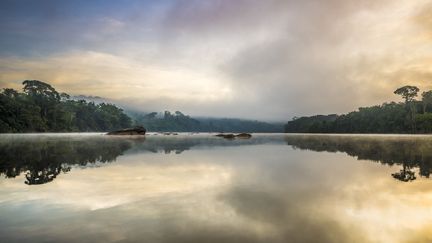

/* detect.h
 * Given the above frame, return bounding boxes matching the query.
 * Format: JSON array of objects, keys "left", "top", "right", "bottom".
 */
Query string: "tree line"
[
  {"left": 0, "top": 80, "right": 132, "bottom": 132},
  {"left": 130, "top": 111, "right": 283, "bottom": 132},
  {"left": 1, "top": 80, "right": 283, "bottom": 133},
  {"left": 285, "top": 85, "right": 432, "bottom": 133}
]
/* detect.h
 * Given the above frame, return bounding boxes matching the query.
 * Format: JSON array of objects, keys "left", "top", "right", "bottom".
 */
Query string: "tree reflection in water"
[
  {"left": 391, "top": 163, "right": 416, "bottom": 182},
  {"left": 4, "top": 134, "right": 429, "bottom": 185},
  {"left": 284, "top": 135, "right": 432, "bottom": 182},
  {"left": 0, "top": 134, "right": 272, "bottom": 185},
  {"left": 25, "top": 165, "right": 71, "bottom": 185},
  {"left": 0, "top": 136, "right": 136, "bottom": 185}
]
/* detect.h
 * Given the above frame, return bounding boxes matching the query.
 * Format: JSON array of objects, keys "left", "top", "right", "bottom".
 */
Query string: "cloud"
[
  {"left": 0, "top": 0, "right": 431, "bottom": 120},
  {"left": 0, "top": 51, "right": 232, "bottom": 102},
  {"left": 218, "top": 0, "right": 432, "bottom": 118}
]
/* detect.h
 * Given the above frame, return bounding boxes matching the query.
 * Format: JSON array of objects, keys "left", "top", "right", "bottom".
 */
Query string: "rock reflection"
[{"left": 285, "top": 135, "right": 432, "bottom": 182}]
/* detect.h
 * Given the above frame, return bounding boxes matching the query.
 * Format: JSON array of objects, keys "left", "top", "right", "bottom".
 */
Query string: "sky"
[{"left": 0, "top": 0, "right": 431, "bottom": 121}]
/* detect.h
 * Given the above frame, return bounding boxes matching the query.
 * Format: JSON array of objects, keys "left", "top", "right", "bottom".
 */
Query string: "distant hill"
[{"left": 127, "top": 110, "right": 284, "bottom": 133}]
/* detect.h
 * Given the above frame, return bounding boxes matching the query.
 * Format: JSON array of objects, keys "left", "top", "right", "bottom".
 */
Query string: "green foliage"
[
  {"left": 393, "top": 85, "right": 420, "bottom": 132},
  {"left": 416, "top": 113, "right": 432, "bottom": 133},
  {"left": 393, "top": 85, "right": 419, "bottom": 103},
  {"left": 421, "top": 90, "right": 432, "bottom": 113},
  {"left": 131, "top": 111, "right": 200, "bottom": 132},
  {"left": 1, "top": 80, "right": 281, "bottom": 133},
  {"left": 284, "top": 115, "right": 337, "bottom": 133},
  {"left": 284, "top": 85, "right": 428, "bottom": 134},
  {"left": 0, "top": 81, "right": 132, "bottom": 132},
  {"left": 285, "top": 86, "right": 432, "bottom": 134},
  {"left": 196, "top": 117, "right": 284, "bottom": 133},
  {"left": 130, "top": 111, "right": 283, "bottom": 132}
]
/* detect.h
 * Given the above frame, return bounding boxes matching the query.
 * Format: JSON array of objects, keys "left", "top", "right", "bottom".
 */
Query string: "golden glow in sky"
[{"left": 0, "top": 0, "right": 431, "bottom": 120}]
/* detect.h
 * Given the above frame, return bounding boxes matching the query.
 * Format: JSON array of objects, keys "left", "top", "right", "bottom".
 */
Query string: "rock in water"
[
  {"left": 236, "top": 133, "right": 252, "bottom": 138},
  {"left": 222, "top": 134, "right": 236, "bottom": 139},
  {"left": 215, "top": 133, "right": 250, "bottom": 139},
  {"left": 107, "top": 126, "right": 146, "bottom": 135},
  {"left": 215, "top": 133, "right": 236, "bottom": 139}
]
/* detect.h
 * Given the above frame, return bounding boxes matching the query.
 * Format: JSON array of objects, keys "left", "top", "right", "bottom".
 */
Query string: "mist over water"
[{"left": 1, "top": 133, "right": 432, "bottom": 242}]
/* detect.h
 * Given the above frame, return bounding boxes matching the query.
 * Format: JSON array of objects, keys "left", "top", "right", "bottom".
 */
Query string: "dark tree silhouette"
[
  {"left": 285, "top": 85, "right": 432, "bottom": 134},
  {"left": 394, "top": 85, "right": 419, "bottom": 133},
  {"left": 394, "top": 85, "right": 419, "bottom": 103}
]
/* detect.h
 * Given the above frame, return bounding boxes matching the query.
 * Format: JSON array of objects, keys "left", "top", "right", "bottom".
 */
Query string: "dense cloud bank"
[{"left": 0, "top": 0, "right": 431, "bottom": 120}]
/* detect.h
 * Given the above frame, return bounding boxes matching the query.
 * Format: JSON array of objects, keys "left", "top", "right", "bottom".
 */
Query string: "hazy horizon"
[{"left": 1, "top": 0, "right": 431, "bottom": 120}]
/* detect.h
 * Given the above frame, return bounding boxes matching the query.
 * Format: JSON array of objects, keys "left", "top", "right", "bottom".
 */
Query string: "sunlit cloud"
[
  {"left": 0, "top": 0, "right": 431, "bottom": 120},
  {"left": 0, "top": 153, "right": 232, "bottom": 210},
  {"left": 0, "top": 51, "right": 233, "bottom": 102}
]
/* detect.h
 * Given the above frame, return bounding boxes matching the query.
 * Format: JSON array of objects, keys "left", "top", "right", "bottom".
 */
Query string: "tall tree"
[
  {"left": 394, "top": 85, "right": 419, "bottom": 133},
  {"left": 22, "top": 80, "right": 60, "bottom": 101},
  {"left": 22, "top": 80, "right": 61, "bottom": 128}
]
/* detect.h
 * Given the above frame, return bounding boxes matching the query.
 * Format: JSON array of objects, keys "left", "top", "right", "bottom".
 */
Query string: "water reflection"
[
  {"left": 284, "top": 135, "right": 432, "bottom": 182},
  {"left": 3, "top": 134, "right": 432, "bottom": 185},
  {"left": 0, "top": 134, "right": 281, "bottom": 185},
  {"left": 1, "top": 134, "right": 432, "bottom": 242},
  {"left": 0, "top": 135, "right": 134, "bottom": 184}
]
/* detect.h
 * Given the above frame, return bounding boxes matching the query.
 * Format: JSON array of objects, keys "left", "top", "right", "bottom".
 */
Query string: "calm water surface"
[{"left": 1, "top": 133, "right": 432, "bottom": 243}]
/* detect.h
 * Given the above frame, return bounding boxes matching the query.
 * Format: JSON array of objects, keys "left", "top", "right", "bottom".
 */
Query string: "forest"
[
  {"left": 0, "top": 80, "right": 283, "bottom": 133},
  {"left": 285, "top": 85, "right": 432, "bottom": 133},
  {"left": 0, "top": 80, "right": 132, "bottom": 132},
  {"left": 130, "top": 111, "right": 283, "bottom": 132}
]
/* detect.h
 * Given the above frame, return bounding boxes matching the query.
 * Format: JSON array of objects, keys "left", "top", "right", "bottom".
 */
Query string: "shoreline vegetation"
[
  {"left": 285, "top": 85, "right": 432, "bottom": 134},
  {"left": 0, "top": 80, "right": 283, "bottom": 133},
  {"left": 0, "top": 80, "right": 132, "bottom": 133},
  {"left": 5, "top": 80, "right": 431, "bottom": 135}
]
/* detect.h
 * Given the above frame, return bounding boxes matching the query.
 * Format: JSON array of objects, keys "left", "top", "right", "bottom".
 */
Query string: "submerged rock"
[
  {"left": 163, "top": 132, "right": 178, "bottom": 135},
  {"left": 107, "top": 126, "right": 146, "bottom": 135},
  {"left": 236, "top": 133, "right": 252, "bottom": 139},
  {"left": 215, "top": 133, "right": 236, "bottom": 139},
  {"left": 215, "top": 133, "right": 252, "bottom": 139}
]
